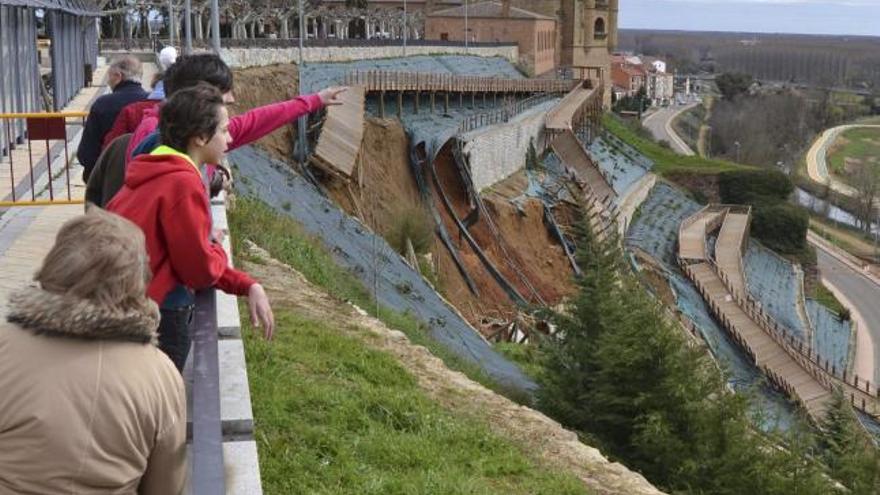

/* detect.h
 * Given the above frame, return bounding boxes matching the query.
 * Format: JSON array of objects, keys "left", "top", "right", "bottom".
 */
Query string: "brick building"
[
  {"left": 612, "top": 60, "right": 646, "bottom": 97},
  {"left": 425, "top": 1, "right": 557, "bottom": 75},
  {"left": 465, "top": 0, "right": 618, "bottom": 105}
]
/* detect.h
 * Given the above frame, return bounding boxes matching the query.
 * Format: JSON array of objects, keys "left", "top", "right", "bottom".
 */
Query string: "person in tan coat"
[{"left": 0, "top": 208, "right": 187, "bottom": 494}]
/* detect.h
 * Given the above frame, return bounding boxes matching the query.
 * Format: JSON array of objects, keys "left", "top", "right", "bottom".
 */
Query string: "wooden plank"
[{"left": 313, "top": 86, "right": 366, "bottom": 178}]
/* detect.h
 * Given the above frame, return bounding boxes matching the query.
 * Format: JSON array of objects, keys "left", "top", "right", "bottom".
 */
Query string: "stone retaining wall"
[
  {"left": 220, "top": 44, "right": 518, "bottom": 68},
  {"left": 461, "top": 99, "right": 557, "bottom": 192}
]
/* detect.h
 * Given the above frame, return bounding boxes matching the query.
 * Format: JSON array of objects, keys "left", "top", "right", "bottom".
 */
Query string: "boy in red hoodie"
[{"left": 107, "top": 83, "right": 269, "bottom": 369}]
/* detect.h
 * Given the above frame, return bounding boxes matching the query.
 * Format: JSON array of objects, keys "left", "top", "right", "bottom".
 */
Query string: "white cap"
[{"left": 159, "top": 46, "right": 178, "bottom": 70}]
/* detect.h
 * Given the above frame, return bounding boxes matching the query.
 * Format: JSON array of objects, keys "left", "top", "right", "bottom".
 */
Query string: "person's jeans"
[{"left": 158, "top": 305, "right": 195, "bottom": 371}]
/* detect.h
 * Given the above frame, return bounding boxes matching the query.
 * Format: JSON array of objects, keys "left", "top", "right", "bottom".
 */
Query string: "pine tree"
[
  {"left": 820, "top": 392, "right": 880, "bottom": 494},
  {"left": 537, "top": 212, "right": 841, "bottom": 494}
]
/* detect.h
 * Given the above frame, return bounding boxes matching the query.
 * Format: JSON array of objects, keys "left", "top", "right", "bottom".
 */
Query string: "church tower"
[{"left": 559, "top": 0, "right": 617, "bottom": 105}]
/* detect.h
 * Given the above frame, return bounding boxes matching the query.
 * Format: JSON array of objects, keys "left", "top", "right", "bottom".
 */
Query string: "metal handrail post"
[
  {"left": 210, "top": 0, "right": 221, "bottom": 53},
  {"left": 184, "top": 0, "right": 193, "bottom": 54}
]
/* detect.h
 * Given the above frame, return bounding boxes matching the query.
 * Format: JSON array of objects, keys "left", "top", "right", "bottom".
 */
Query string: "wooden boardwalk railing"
[
  {"left": 343, "top": 70, "right": 577, "bottom": 94},
  {"left": 546, "top": 81, "right": 598, "bottom": 131},
  {"left": 679, "top": 206, "right": 880, "bottom": 421}
]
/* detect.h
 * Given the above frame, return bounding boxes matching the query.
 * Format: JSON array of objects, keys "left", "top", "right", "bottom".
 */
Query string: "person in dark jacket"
[
  {"left": 85, "top": 133, "right": 131, "bottom": 208},
  {"left": 77, "top": 56, "right": 147, "bottom": 181}
]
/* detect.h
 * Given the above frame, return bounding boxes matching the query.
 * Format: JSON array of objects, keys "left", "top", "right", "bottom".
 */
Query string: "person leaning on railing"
[
  {"left": 107, "top": 83, "right": 295, "bottom": 370},
  {"left": 92, "top": 53, "right": 345, "bottom": 208},
  {"left": 0, "top": 208, "right": 186, "bottom": 494}
]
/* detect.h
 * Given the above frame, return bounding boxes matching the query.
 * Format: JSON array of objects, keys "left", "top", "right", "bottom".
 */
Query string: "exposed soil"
[
  {"left": 242, "top": 243, "right": 664, "bottom": 495},
  {"left": 230, "top": 64, "right": 300, "bottom": 160},
  {"left": 230, "top": 63, "right": 578, "bottom": 334}
]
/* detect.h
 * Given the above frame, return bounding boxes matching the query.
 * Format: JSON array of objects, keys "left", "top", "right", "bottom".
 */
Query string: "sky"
[{"left": 620, "top": 0, "right": 880, "bottom": 37}]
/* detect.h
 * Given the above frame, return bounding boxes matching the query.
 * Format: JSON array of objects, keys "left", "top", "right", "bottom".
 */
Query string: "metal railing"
[
  {"left": 190, "top": 289, "right": 225, "bottom": 494},
  {"left": 457, "top": 93, "right": 559, "bottom": 133},
  {"left": 99, "top": 36, "right": 517, "bottom": 51},
  {"left": 344, "top": 70, "right": 577, "bottom": 94},
  {"left": 0, "top": 111, "right": 87, "bottom": 207}
]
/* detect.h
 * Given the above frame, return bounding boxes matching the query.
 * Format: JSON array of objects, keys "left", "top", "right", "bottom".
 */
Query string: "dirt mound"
[
  {"left": 230, "top": 64, "right": 299, "bottom": 160},
  {"left": 243, "top": 243, "right": 665, "bottom": 495}
]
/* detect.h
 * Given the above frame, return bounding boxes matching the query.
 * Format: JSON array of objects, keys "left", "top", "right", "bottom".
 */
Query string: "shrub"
[
  {"left": 751, "top": 202, "right": 809, "bottom": 254},
  {"left": 718, "top": 169, "right": 793, "bottom": 204},
  {"left": 719, "top": 169, "right": 807, "bottom": 255},
  {"left": 385, "top": 208, "right": 434, "bottom": 256}
]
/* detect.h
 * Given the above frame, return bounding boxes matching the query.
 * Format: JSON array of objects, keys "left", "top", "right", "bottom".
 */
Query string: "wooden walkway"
[
  {"left": 678, "top": 206, "right": 724, "bottom": 261},
  {"left": 343, "top": 70, "right": 576, "bottom": 95},
  {"left": 679, "top": 206, "right": 880, "bottom": 422},
  {"left": 551, "top": 130, "right": 615, "bottom": 207},
  {"left": 685, "top": 262, "right": 833, "bottom": 420},
  {"left": 546, "top": 83, "right": 597, "bottom": 131},
  {"left": 313, "top": 86, "right": 365, "bottom": 179},
  {"left": 714, "top": 211, "right": 750, "bottom": 297}
]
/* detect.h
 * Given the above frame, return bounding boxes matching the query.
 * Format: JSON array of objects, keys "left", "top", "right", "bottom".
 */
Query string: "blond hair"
[{"left": 36, "top": 208, "right": 151, "bottom": 312}]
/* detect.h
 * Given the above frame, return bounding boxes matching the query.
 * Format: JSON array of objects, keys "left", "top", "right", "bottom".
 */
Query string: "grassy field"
[
  {"left": 827, "top": 127, "right": 880, "bottom": 182},
  {"left": 230, "top": 198, "right": 590, "bottom": 494},
  {"left": 603, "top": 114, "right": 752, "bottom": 176},
  {"left": 228, "top": 197, "right": 530, "bottom": 403},
  {"left": 242, "top": 310, "right": 588, "bottom": 494},
  {"left": 809, "top": 216, "right": 879, "bottom": 261}
]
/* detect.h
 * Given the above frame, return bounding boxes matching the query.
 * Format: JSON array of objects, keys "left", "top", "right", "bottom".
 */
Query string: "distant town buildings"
[{"left": 611, "top": 53, "right": 674, "bottom": 107}]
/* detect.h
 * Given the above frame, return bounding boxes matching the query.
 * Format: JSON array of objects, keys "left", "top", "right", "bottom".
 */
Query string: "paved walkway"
[
  {"left": 641, "top": 102, "right": 697, "bottom": 156},
  {"left": 805, "top": 124, "right": 880, "bottom": 198},
  {"left": 0, "top": 62, "right": 158, "bottom": 316},
  {"left": 546, "top": 84, "right": 598, "bottom": 132}
]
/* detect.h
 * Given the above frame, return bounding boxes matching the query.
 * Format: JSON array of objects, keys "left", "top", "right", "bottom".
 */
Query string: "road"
[
  {"left": 816, "top": 246, "right": 880, "bottom": 384},
  {"left": 805, "top": 124, "right": 880, "bottom": 197},
  {"left": 641, "top": 102, "right": 698, "bottom": 156}
]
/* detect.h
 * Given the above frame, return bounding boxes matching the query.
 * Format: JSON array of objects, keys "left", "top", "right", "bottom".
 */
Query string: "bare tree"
[{"left": 852, "top": 161, "right": 879, "bottom": 233}]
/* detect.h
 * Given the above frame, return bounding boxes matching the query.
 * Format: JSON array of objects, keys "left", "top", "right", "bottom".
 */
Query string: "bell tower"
[{"left": 560, "top": 0, "right": 616, "bottom": 106}]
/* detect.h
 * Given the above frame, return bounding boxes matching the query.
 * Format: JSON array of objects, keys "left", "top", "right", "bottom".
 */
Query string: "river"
[{"left": 794, "top": 187, "right": 880, "bottom": 238}]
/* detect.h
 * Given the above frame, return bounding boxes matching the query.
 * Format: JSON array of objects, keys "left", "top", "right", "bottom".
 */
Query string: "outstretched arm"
[{"left": 227, "top": 87, "right": 348, "bottom": 151}]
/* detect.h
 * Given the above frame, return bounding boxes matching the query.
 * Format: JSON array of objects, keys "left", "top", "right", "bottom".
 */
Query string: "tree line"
[{"left": 620, "top": 30, "right": 880, "bottom": 91}]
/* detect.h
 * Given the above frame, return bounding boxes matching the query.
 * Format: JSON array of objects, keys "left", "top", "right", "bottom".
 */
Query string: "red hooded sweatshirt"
[{"left": 106, "top": 149, "right": 255, "bottom": 304}]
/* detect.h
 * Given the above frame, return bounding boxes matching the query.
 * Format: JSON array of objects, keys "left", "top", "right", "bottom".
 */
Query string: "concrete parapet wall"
[
  {"left": 462, "top": 99, "right": 557, "bottom": 192},
  {"left": 183, "top": 192, "right": 262, "bottom": 494},
  {"left": 220, "top": 45, "right": 519, "bottom": 68}
]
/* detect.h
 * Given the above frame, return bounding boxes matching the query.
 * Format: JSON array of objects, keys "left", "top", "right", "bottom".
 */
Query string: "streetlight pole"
[
  {"left": 184, "top": 0, "right": 192, "bottom": 54},
  {"left": 297, "top": 0, "right": 308, "bottom": 166},
  {"left": 168, "top": 0, "right": 174, "bottom": 45},
  {"left": 402, "top": 0, "right": 407, "bottom": 57},
  {"left": 464, "top": 0, "right": 469, "bottom": 53},
  {"left": 210, "top": 0, "right": 220, "bottom": 54},
  {"left": 298, "top": 0, "right": 305, "bottom": 65}
]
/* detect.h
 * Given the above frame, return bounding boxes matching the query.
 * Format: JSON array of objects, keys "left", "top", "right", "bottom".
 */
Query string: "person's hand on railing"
[
  {"left": 248, "top": 283, "right": 275, "bottom": 340},
  {"left": 319, "top": 86, "right": 348, "bottom": 106}
]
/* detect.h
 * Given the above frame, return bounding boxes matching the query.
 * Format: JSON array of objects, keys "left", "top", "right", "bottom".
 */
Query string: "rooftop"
[{"left": 429, "top": 1, "right": 555, "bottom": 21}]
